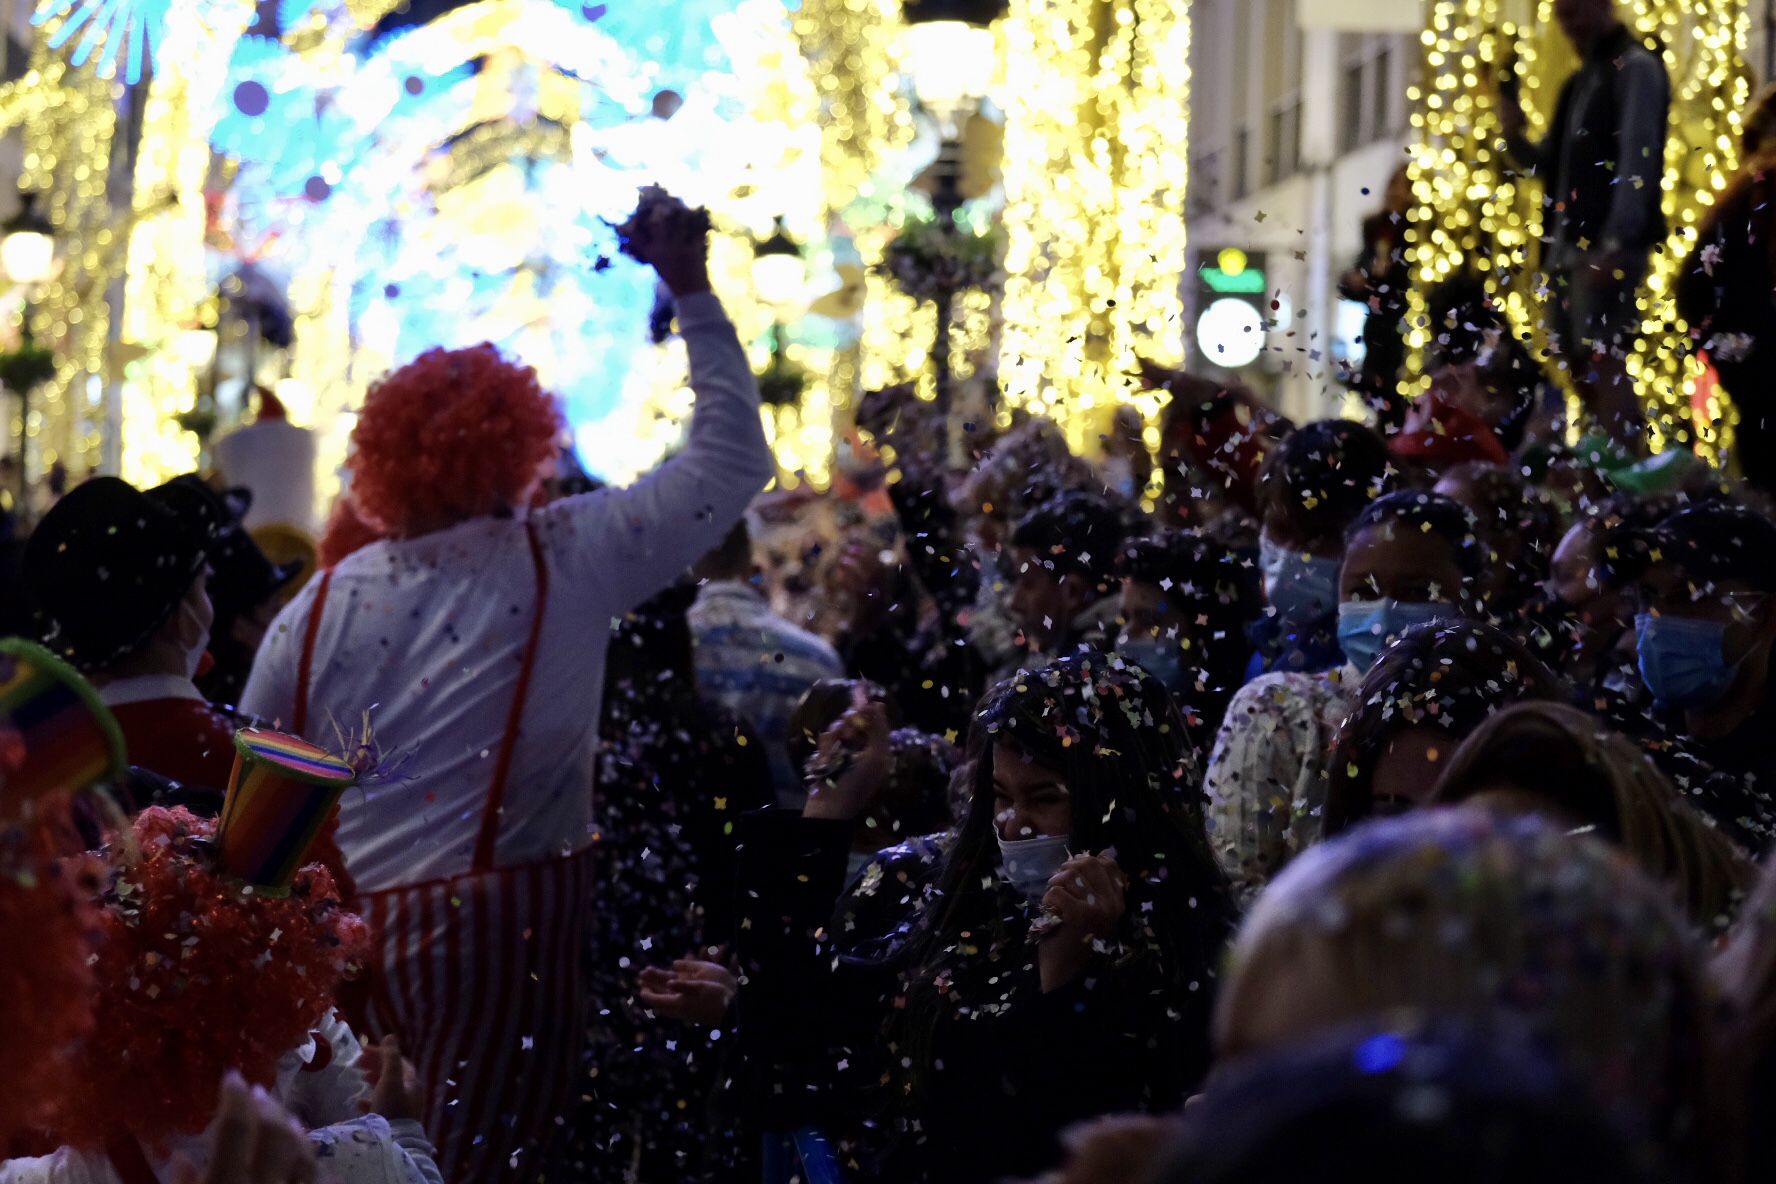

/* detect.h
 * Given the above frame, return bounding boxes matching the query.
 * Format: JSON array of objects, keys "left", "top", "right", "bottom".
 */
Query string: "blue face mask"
[
  {"left": 1120, "top": 636, "right": 1189, "bottom": 693},
  {"left": 1259, "top": 535, "right": 1341, "bottom": 624},
  {"left": 998, "top": 833, "right": 1071, "bottom": 904},
  {"left": 1636, "top": 612, "right": 1742, "bottom": 709},
  {"left": 1338, "top": 599, "right": 1459, "bottom": 672}
]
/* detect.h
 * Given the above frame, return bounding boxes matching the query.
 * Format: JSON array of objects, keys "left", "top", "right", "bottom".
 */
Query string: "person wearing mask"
[
  {"left": 1004, "top": 491, "right": 1127, "bottom": 667},
  {"left": 1204, "top": 490, "right": 1483, "bottom": 893},
  {"left": 732, "top": 656, "right": 1235, "bottom": 1183},
  {"left": 147, "top": 476, "right": 301, "bottom": 710},
  {"left": 1320, "top": 620, "right": 1562, "bottom": 833},
  {"left": 1249, "top": 420, "right": 1394, "bottom": 679},
  {"left": 1613, "top": 501, "right": 1776, "bottom": 851},
  {"left": 1523, "top": 492, "right": 1667, "bottom": 681},
  {"left": 1214, "top": 812, "right": 1712, "bottom": 1171},
  {"left": 1676, "top": 83, "right": 1776, "bottom": 493},
  {"left": 688, "top": 519, "right": 844, "bottom": 805},
  {"left": 1431, "top": 701, "right": 1754, "bottom": 933},
  {"left": 22, "top": 477, "right": 236, "bottom": 793},
  {"left": 240, "top": 191, "right": 774, "bottom": 1183},
  {"left": 1112, "top": 530, "right": 1262, "bottom": 750},
  {"left": 1338, "top": 164, "right": 1415, "bottom": 429},
  {"left": 1499, "top": 0, "right": 1670, "bottom": 450}
]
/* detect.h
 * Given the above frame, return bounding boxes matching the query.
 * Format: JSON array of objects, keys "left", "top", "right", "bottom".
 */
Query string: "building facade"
[{"left": 1185, "top": 0, "right": 1418, "bottom": 424}]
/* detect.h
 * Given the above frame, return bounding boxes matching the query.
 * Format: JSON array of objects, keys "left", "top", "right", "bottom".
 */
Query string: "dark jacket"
[
  {"left": 1675, "top": 165, "right": 1776, "bottom": 487},
  {"left": 1339, "top": 212, "right": 1411, "bottom": 426},
  {"left": 732, "top": 810, "right": 1219, "bottom": 1184},
  {"left": 1620, "top": 697, "right": 1776, "bottom": 854},
  {"left": 1508, "top": 24, "right": 1670, "bottom": 257}
]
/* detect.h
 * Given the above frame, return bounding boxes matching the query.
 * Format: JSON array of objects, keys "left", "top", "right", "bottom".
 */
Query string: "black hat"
[
  {"left": 147, "top": 475, "right": 298, "bottom": 622},
  {"left": 23, "top": 476, "right": 209, "bottom": 671},
  {"left": 1010, "top": 491, "right": 1127, "bottom": 587},
  {"left": 1613, "top": 501, "right": 1776, "bottom": 595}
]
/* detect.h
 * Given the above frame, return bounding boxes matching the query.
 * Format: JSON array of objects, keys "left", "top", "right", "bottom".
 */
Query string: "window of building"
[
  {"left": 1267, "top": 98, "right": 1301, "bottom": 186},
  {"left": 1335, "top": 35, "right": 1407, "bottom": 152},
  {"left": 1233, "top": 126, "right": 1251, "bottom": 200},
  {"left": 1340, "top": 58, "right": 1366, "bottom": 153}
]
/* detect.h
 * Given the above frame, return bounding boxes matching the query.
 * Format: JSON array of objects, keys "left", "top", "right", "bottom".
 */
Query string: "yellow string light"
[
  {"left": 1405, "top": 0, "right": 1749, "bottom": 460},
  {"left": 998, "top": 0, "right": 1190, "bottom": 456},
  {"left": 790, "top": 0, "right": 924, "bottom": 441},
  {"left": 4, "top": 26, "right": 119, "bottom": 479},
  {"left": 119, "top": 0, "right": 251, "bottom": 487}
]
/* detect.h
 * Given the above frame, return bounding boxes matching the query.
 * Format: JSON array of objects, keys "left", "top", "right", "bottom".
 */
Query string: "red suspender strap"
[
  {"left": 293, "top": 568, "right": 335, "bottom": 736},
  {"left": 472, "top": 520, "right": 550, "bottom": 875}
]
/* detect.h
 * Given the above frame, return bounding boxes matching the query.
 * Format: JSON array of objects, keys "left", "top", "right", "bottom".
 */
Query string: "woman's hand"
[
  {"left": 802, "top": 687, "right": 892, "bottom": 823},
  {"left": 358, "top": 1034, "right": 424, "bottom": 1123},
  {"left": 173, "top": 1073, "right": 316, "bottom": 1184},
  {"left": 1037, "top": 853, "right": 1129, "bottom": 992},
  {"left": 636, "top": 958, "right": 739, "bottom": 1026}
]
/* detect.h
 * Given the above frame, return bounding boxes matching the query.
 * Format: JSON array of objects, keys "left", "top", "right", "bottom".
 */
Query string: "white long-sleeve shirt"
[
  {"left": 240, "top": 292, "right": 773, "bottom": 892},
  {"left": 0, "top": 1011, "right": 442, "bottom": 1184}
]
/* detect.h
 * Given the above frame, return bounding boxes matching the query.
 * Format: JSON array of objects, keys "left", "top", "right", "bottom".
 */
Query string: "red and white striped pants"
[{"left": 356, "top": 850, "right": 594, "bottom": 1184}]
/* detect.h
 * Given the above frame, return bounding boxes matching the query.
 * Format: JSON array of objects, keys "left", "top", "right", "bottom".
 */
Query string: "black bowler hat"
[
  {"left": 23, "top": 476, "right": 209, "bottom": 671},
  {"left": 148, "top": 475, "right": 299, "bottom": 623}
]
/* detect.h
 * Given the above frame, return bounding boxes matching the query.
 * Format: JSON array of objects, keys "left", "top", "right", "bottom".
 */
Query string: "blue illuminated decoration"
[
  {"left": 34, "top": 0, "right": 173, "bottom": 83},
  {"left": 213, "top": 0, "right": 763, "bottom": 477}
]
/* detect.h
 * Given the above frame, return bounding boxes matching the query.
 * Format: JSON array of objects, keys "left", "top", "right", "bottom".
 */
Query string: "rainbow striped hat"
[
  {"left": 0, "top": 637, "right": 127, "bottom": 820},
  {"left": 217, "top": 728, "right": 357, "bottom": 890}
]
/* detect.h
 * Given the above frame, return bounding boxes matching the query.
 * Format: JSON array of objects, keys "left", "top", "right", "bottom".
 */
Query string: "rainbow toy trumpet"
[{"left": 217, "top": 727, "right": 357, "bottom": 890}]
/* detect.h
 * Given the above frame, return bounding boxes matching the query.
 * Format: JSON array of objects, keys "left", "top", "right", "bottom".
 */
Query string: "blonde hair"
[
  {"left": 1431, "top": 701, "right": 1754, "bottom": 933},
  {"left": 1218, "top": 811, "right": 1710, "bottom": 1151}
]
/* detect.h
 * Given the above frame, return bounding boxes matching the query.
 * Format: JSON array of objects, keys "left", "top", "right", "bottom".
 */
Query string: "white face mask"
[
  {"left": 176, "top": 596, "right": 211, "bottom": 680},
  {"left": 997, "top": 832, "right": 1072, "bottom": 904}
]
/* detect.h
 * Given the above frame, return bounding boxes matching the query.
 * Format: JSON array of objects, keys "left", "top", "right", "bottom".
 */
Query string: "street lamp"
[
  {"left": 0, "top": 189, "right": 57, "bottom": 519},
  {"left": 751, "top": 216, "right": 805, "bottom": 307},
  {"left": 900, "top": 0, "right": 1005, "bottom": 417},
  {"left": 752, "top": 218, "right": 806, "bottom": 407},
  {"left": 901, "top": 0, "right": 1004, "bottom": 132},
  {"left": 0, "top": 192, "right": 56, "bottom": 288}
]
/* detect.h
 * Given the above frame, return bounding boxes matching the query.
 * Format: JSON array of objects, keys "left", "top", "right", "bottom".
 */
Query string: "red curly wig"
[
  {"left": 0, "top": 821, "right": 99, "bottom": 1147},
  {"left": 348, "top": 343, "right": 564, "bottom": 539},
  {"left": 57, "top": 808, "right": 370, "bottom": 1151}
]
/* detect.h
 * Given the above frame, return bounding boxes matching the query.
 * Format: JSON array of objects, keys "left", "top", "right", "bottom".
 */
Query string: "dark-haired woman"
[
  {"left": 1249, "top": 420, "right": 1395, "bottom": 678},
  {"left": 731, "top": 656, "right": 1236, "bottom": 1183},
  {"left": 1320, "top": 619, "right": 1562, "bottom": 834},
  {"left": 1205, "top": 490, "right": 1485, "bottom": 893}
]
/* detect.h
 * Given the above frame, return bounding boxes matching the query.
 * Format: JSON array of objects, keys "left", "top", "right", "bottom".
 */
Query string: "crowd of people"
[{"left": 11, "top": 2, "right": 1776, "bottom": 1180}]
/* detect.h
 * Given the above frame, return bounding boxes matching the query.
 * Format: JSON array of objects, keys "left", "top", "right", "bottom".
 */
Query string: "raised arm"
[{"left": 543, "top": 195, "right": 775, "bottom": 609}]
